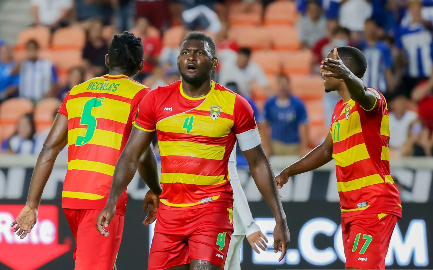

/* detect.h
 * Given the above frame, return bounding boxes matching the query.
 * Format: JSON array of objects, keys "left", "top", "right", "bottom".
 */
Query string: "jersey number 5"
[{"left": 76, "top": 98, "right": 104, "bottom": 146}]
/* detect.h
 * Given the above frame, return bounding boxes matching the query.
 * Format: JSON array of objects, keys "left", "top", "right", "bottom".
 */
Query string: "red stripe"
[
  {"left": 335, "top": 159, "right": 379, "bottom": 183},
  {"left": 68, "top": 144, "right": 121, "bottom": 166},
  {"left": 188, "top": 109, "right": 234, "bottom": 120},
  {"left": 64, "top": 170, "right": 113, "bottom": 191},
  {"left": 103, "top": 75, "right": 127, "bottom": 79},
  {"left": 333, "top": 132, "right": 365, "bottom": 154},
  {"left": 69, "top": 117, "right": 126, "bottom": 134},
  {"left": 339, "top": 183, "right": 384, "bottom": 209},
  {"left": 68, "top": 92, "right": 132, "bottom": 103},
  {"left": 160, "top": 156, "right": 228, "bottom": 176},
  {"left": 157, "top": 130, "right": 234, "bottom": 146}
]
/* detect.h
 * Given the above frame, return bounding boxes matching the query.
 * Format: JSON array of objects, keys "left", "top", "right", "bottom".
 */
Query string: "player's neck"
[
  {"left": 182, "top": 78, "right": 213, "bottom": 98},
  {"left": 108, "top": 68, "right": 136, "bottom": 79},
  {"left": 338, "top": 85, "right": 351, "bottom": 103}
]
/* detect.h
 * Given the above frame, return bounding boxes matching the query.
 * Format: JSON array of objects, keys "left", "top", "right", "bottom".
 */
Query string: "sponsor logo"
[
  {"left": 210, "top": 105, "right": 222, "bottom": 120},
  {"left": 0, "top": 205, "right": 71, "bottom": 270},
  {"left": 164, "top": 107, "right": 173, "bottom": 111},
  {"left": 216, "top": 253, "right": 224, "bottom": 259},
  {"left": 358, "top": 257, "right": 368, "bottom": 261},
  {"left": 345, "top": 104, "right": 351, "bottom": 120},
  {"left": 357, "top": 202, "right": 368, "bottom": 208}
]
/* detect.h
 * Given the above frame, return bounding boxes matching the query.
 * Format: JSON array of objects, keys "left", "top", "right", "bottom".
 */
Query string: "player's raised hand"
[
  {"left": 142, "top": 189, "right": 159, "bottom": 226},
  {"left": 10, "top": 205, "right": 38, "bottom": 239},
  {"left": 96, "top": 204, "right": 116, "bottom": 237},
  {"left": 273, "top": 219, "right": 290, "bottom": 262},
  {"left": 247, "top": 231, "right": 268, "bottom": 254},
  {"left": 321, "top": 48, "right": 351, "bottom": 79}
]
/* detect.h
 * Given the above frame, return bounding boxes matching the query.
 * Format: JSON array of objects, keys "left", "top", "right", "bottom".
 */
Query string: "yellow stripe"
[
  {"left": 196, "top": 87, "right": 237, "bottom": 115},
  {"left": 68, "top": 128, "right": 122, "bottom": 150},
  {"left": 378, "top": 213, "right": 387, "bottom": 220},
  {"left": 385, "top": 175, "right": 394, "bottom": 184},
  {"left": 70, "top": 77, "right": 144, "bottom": 99},
  {"left": 161, "top": 173, "right": 227, "bottom": 185},
  {"left": 159, "top": 141, "right": 226, "bottom": 160},
  {"left": 157, "top": 114, "right": 233, "bottom": 138},
  {"left": 180, "top": 81, "right": 214, "bottom": 100},
  {"left": 333, "top": 143, "right": 370, "bottom": 167},
  {"left": 331, "top": 111, "right": 363, "bottom": 142},
  {"left": 337, "top": 174, "right": 384, "bottom": 192},
  {"left": 68, "top": 159, "right": 115, "bottom": 176},
  {"left": 66, "top": 97, "right": 131, "bottom": 124},
  {"left": 398, "top": 204, "right": 402, "bottom": 207},
  {"left": 62, "top": 191, "right": 104, "bottom": 200},
  {"left": 133, "top": 122, "right": 155, "bottom": 132},
  {"left": 381, "top": 146, "right": 390, "bottom": 161},
  {"left": 228, "top": 208, "right": 233, "bottom": 223},
  {"left": 380, "top": 115, "right": 390, "bottom": 136},
  {"left": 341, "top": 205, "right": 370, "bottom": 212},
  {"left": 160, "top": 195, "right": 220, "bottom": 207}
]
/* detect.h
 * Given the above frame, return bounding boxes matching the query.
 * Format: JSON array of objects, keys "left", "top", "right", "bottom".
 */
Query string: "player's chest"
[{"left": 331, "top": 103, "right": 362, "bottom": 143}]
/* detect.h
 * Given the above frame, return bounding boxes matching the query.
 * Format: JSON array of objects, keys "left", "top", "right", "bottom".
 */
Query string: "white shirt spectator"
[
  {"left": 298, "top": 15, "right": 327, "bottom": 47},
  {"left": 218, "top": 49, "right": 269, "bottom": 97},
  {"left": 31, "top": 0, "right": 72, "bottom": 26},
  {"left": 19, "top": 59, "right": 58, "bottom": 100},
  {"left": 389, "top": 110, "right": 418, "bottom": 149},
  {"left": 339, "top": 0, "right": 372, "bottom": 31}
]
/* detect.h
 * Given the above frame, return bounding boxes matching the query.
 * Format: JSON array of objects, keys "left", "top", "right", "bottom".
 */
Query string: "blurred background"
[{"left": 0, "top": 0, "right": 432, "bottom": 269}]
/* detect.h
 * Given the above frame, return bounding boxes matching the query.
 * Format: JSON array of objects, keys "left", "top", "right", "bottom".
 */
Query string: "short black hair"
[
  {"left": 238, "top": 47, "right": 251, "bottom": 57},
  {"left": 26, "top": 39, "right": 39, "bottom": 50},
  {"left": 331, "top": 46, "right": 367, "bottom": 78},
  {"left": 108, "top": 31, "right": 143, "bottom": 74},
  {"left": 332, "top": 27, "right": 350, "bottom": 37},
  {"left": 183, "top": 31, "right": 216, "bottom": 57}
]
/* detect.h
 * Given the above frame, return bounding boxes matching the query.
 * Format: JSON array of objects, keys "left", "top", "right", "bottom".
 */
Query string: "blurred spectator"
[
  {"left": 395, "top": 0, "right": 433, "bottom": 97},
  {"left": 370, "top": 0, "right": 388, "bottom": 29},
  {"left": 35, "top": 109, "right": 67, "bottom": 156},
  {"left": 360, "top": 19, "right": 393, "bottom": 94},
  {"left": 149, "top": 68, "right": 181, "bottom": 89},
  {"left": 74, "top": 0, "right": 114, "bottom": 25},
  {"left": 83, "top": 19, "right": 109, "bottom": 76},
  {"left": 263, "top": 74, "right": 309, "bottom": 156},
  {"left": 115, "top": 0, "right": 134, "bottom": 31},
  {"left": 339, "top": 0, "right": 372, "bottom": 32},
  {"left": 182, "top": 0, "right": 222, "bottom": 34},
  {"left": 134, "top": 17, "right": 163, "bottom": 81},
  {"left": 401, "top": 120, "right": 432, "bottom": 156},
  {"left": 393, "top": 176, "right": 413, "bottom": 201},
  {"left": 31, "top": 0, "right": 72, "bottom": 30},
  {"left": 135, "top": 0, "right": 172, "bottom": 32},
  {"left": 218, "top": 47, "right": 269, "bottom": 97},
  {"left": 312, "top": 19, "right": 339, "bottom": 70},
  {"left": 16, "top": 40, "right": 58, "bottom": 102},
  {"left": 0, "top": 113, "right": 36, "bottom": 155},
  {"left": 298, "top": 0, "right": 327, "bottom": 49},
  {"left": 225, "top": 81, "right": 262, "bottom": 122},
  {"left": 0, "top": 46, "right": 19, "bottom": 103},
  {"left": 389, "top": 91, "right": 418, "bottom": 153},
  {"left": 216, "top": 21, "right": 238, "bottom": 53},
  {"left": 317, "top": 26, "right": 350, "bottom": 72},
  {"left": 297, "top": 0, "right": 340, "bottom": 19},
  {"left": 412, "top": 81, "right": 433, "bottom": 132},
  {"left": 58, "top": 67, "right": 86, "bottom": 100}
]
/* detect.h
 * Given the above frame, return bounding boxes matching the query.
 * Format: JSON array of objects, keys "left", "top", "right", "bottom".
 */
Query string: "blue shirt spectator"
[
  {"left": 0, "top": 113, "right": 36, "bottom": 155},
  {"left": 263, "top": 75, "right": 309, "bottom": 156},
  {"left": 0, "top": 46, "right": 19, "bottom": 102},
  {"left": 297, "top": 0, "right": 340, "bottom": 19},
  {"left": 360, "top": 19, "right": 393, "bottom": 93}
]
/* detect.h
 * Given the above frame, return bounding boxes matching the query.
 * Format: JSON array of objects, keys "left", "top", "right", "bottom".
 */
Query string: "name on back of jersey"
[{"left": 87, "top": 81, "right": 120, "bottom": 92}]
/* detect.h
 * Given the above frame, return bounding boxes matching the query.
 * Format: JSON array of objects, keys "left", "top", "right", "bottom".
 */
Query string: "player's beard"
[{"left": 180, "top": 69, "right": 211, "bottom": 86}]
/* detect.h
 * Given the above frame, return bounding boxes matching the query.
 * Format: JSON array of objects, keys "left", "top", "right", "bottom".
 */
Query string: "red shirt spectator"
[{"left": 141, "top": 37, "right": 162, "bottom": 74}]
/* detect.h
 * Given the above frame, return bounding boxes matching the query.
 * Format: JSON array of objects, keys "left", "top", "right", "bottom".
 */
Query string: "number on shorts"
[
  {"left": 76, "top": 98, "right": 104, "bottom": 146},
  {"left": 216, "top": 232, "right": 227, "bottom": 251},
  {"left": 352, "top": 233, "right": 373, "bottom": 255}
]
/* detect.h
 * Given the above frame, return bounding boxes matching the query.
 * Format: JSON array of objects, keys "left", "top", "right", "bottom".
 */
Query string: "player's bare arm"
[
  {"left": 11, "top": 113, "right": 68, "bottom": 239},
  {"left": 322, "top": 48, "right": 376, "bottom": 110},
  {"left": 242, "top": 145, "right": 290, "bottom": 261},
  {"left": 96, "top": 127, "right": 160, "bottom": 236},
  {"left": 276, "top": 132, "right": 333, "bottom": 189}
]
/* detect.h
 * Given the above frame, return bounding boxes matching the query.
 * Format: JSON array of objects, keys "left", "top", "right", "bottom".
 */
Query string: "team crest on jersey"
[
  {"left": 345, "top": 104, "right": 351, "bottom": 120},
  {"left": 210, "top": 105, "right": 222, "bottom": 120}
]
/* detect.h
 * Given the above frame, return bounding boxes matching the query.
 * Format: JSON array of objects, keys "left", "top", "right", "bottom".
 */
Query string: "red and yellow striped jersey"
[
  {"left": 58, "top": 74, "right": 149, "bottom": 215},
  {"left": 330, "top": 88, "right": 401, "bottom": 218},
  {"left": 134, "top": 81, "right": 257, "bottom": 208}
]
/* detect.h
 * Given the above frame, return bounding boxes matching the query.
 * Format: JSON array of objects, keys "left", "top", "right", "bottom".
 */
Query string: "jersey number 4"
[
  {"left": 76, "top": 98, "right": 104, "bottom": 146},
  {"left": 352, "top": 233, "right": 372, "bottom": 255}
]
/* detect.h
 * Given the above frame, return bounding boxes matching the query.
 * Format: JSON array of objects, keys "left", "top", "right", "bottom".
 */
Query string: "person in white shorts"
[{"left": 225, "top": 145, "right": 268, "bottom": 270}]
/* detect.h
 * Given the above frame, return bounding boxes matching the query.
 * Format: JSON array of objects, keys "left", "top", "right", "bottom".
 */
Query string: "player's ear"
[
  {"left": 138, "top": 59, "right": 144, "bottom": 72},
  {"left": 105, "top": 54, "right": 109, "bottom": 69},
  {"left": 212, "top": 57, "right": 218, "bottom": 70}
]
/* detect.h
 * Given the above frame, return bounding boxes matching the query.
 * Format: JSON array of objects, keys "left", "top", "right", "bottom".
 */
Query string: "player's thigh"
[
  {"left": 224, "top": 235, "right": 244, "bottom": 270},
  {"left": 190, "top": 259, "right": 222, "bottom": 270},
  {"left": 75, "top": 210, "right": 124, "bottom": 270},
  {"left": 148, "top": 232, "right": 189, "bottom": 270}
]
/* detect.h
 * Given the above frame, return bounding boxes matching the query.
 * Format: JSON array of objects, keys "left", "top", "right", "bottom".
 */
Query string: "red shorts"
[
  {"left": 342, "top": 213, "right": 398, "bottom": 269},
  {"left": 149, "top": 202, "right": 234, "bottom": 270},
  {"left": 63, "top": 209, "right": 124, "bottom": 270}
]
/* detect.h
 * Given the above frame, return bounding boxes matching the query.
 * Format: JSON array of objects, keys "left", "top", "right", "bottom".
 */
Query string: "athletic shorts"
[
  {"left": 342, "top": 213, "right": 398, "bottom": 269},
  {"left": 63, "top": 209, "right": 124, "bottom": 270},
  {"left": 148, "top": 202, "right": 234, "bottom": 270}
]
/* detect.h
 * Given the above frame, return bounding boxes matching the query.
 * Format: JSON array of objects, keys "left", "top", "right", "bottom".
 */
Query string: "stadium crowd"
[{"left": 1, "top": 0, "right": 433, "bottom": 158}]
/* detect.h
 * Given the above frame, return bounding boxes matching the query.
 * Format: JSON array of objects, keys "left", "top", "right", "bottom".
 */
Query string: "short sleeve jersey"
[
  {"left": 134, "top": 80, "right": 257, "bottom": 208},
  {"left": 58, "top": 74, "right": 149, "bottom": 215},
  {"left": 330, "top": 87, "right": 402, "bottom": 218}
]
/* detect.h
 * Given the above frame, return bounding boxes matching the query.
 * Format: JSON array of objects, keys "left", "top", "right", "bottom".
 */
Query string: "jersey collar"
[
  {"left": 103, "top": 74, "right": 128, "bottom": 79},
  {"left": 179, "top": 81, "right": 215, "bottom": 101}
]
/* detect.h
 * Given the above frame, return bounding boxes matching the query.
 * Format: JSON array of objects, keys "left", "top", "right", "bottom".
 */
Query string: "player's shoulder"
[
  {"left": 152, "top": 80, "right": 182, "bottom": 96},
  {"left": 69, "top": 76, "right": 100, "bottom": 95},
  {"left": 213, "top": 81, "right": 237, "bottom": 96},
  {"left": 366, "top": 87, "right": 384, "bottom": 100}
]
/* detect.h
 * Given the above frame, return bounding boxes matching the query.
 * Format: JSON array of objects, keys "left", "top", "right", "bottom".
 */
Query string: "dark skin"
[
  {"left": 276, "top": 48, "right": 375, "bottom": 270},
  {"left": 10, "top": 55, "right": 159, "bottom": 238},
  {"left": 97, "top": 39, "right": 290, "bottom": 270}
]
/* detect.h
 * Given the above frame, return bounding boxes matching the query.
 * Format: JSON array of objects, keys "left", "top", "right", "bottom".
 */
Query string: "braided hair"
[{"left": 108, "top": 31, "right": 143, "bottom": 74}]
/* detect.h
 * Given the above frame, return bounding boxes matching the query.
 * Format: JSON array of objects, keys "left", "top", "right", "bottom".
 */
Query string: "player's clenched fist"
[
  {"left": 96, "top": 204, "right": 116, "bottom": 237},
  {"left": 276, "top": 168, "right": 292, "bottom": 189},
  {"left": 273, "top": 219, "right": 290, "bottom": 262}
]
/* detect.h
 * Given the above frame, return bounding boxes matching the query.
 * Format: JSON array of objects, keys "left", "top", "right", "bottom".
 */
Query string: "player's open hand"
[
  {"left": 247, "top": 231, "right": 268, "bottom": 254},
  {"left": 273, "top": 219, "right": 290, "bottom": 262},
  {"left": 96, "top": 204, "right": 116, "bottom": 237},
  {"left": 142, "top": 189, "right": 159, "bottom": 226},
  {"left": 11, "top": 205, "right": 38, "bottom": 239},
  {"left": 321, "top": 48, "right": 351, "bottom": 80}
]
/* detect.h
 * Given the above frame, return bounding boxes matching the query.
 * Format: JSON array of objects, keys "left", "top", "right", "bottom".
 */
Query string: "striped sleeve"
[
  {"left": 133, "top": 89, "right": 156, "bottom": 132},
  {"left": 57, "top": 91, "right": 71, "bottom": 116}
]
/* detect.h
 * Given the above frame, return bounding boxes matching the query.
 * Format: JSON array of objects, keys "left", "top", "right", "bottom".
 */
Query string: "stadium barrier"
[{"left": 0, "top": 155, "right": 432, "bottom": 269}]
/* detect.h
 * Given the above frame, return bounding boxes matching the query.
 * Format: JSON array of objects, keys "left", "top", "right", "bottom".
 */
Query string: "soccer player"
[
  {"left": 276, "top": 47, "right": 402, "bottom": 269},
  {"left": 11, "top": 32, "right": 159, "bottom": 270},
  {"left": 96, "top": 31, "right": 290, "bottom": 270}
]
